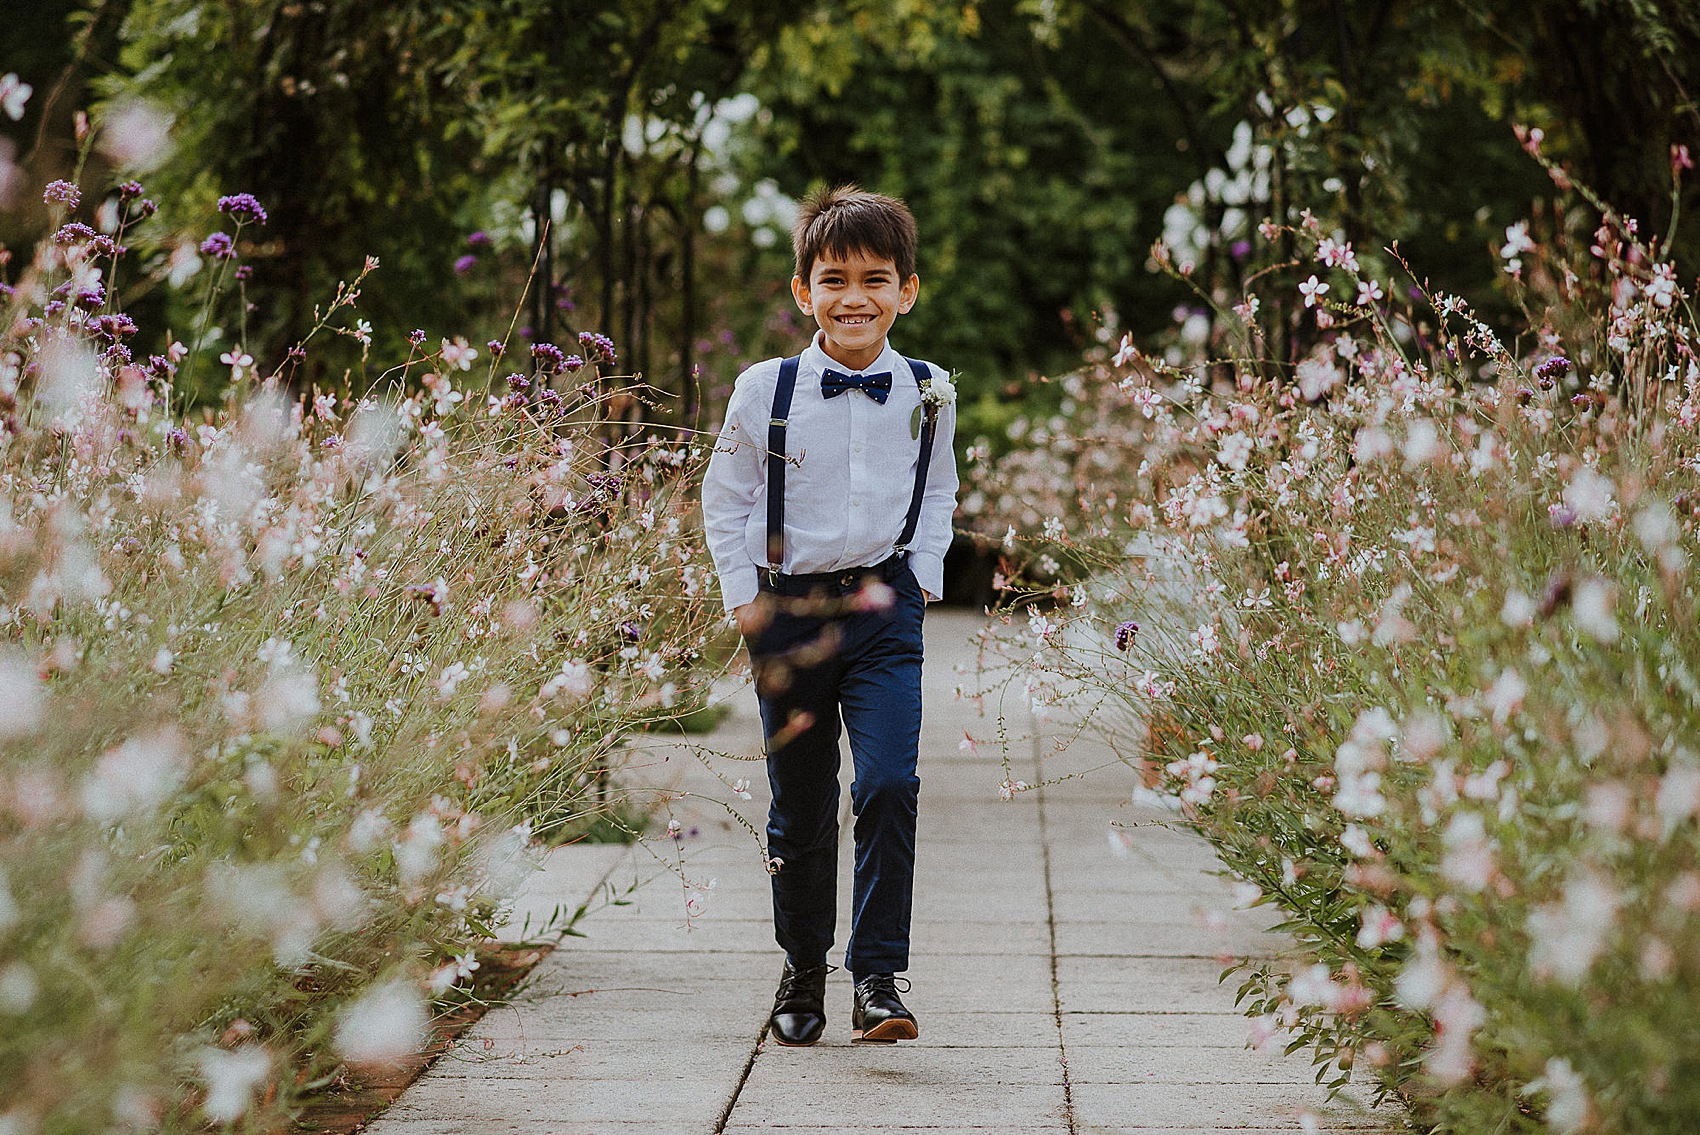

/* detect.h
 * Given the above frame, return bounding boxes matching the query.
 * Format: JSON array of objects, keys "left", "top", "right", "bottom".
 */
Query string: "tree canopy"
[{"left": 1, "top": 0, "right": 1695, "bottom": 413}]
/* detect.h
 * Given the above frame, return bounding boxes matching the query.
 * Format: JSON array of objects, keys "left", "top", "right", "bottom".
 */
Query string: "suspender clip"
[{"left": 769, "top": 418, "right": 788, "bottom": 428}]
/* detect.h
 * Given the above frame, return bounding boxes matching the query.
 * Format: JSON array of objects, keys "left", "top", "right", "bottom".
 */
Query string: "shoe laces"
[
  {"left": 777, "top": 962, "right": 836, "bottom": 1001},
  {"left": 854, "top": 973, "right": 911, "bottom": 997}
]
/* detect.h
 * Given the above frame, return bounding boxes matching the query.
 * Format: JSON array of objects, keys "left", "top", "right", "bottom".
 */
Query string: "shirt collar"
[{"left": 802, "top": 331, "right": 902, "bottom": 380}]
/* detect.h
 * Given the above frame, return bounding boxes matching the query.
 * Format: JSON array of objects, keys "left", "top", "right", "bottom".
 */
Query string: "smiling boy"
[{"left": 701, "top": 186, "right": 958, "bottom": 1045}]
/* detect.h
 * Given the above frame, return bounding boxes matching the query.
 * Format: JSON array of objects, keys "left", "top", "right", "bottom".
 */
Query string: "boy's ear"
[
  {"left": 791, "top": 274, "right": 812, "bottom": 314},
  {"left": 898, "top": 274, "right": 920, "bottom": 314}
]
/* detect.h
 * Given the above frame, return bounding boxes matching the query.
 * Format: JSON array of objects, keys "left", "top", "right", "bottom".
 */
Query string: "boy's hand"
[{"left": 733, "top": 600, "right": 767, "bottom": 639}]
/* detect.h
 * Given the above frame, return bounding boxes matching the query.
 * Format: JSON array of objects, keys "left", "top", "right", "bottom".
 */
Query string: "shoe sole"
[
  {"left": 771, "top": 1035, "right": 821, "bottom": 1047},
  {"left": 852, "top": 1019, "right": 919, "bottom": 1043}
]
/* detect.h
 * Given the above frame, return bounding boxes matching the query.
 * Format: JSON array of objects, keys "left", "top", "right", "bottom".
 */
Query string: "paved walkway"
[{"left": 367, "top": 611, "right": 1397, "bottom": 1134}]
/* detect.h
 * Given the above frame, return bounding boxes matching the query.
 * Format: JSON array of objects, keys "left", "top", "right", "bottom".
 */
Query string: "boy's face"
[{"left": 791, "top": 248, "right": 919, "bottom": 372}]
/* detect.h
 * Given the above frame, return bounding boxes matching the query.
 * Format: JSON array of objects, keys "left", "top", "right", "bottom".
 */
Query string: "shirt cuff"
[
  {"left": 719, "top": 565, "right": 761, "bottom": 613},
  {"left": 906, "top": 550, "right": 945, "bottom": 602}
]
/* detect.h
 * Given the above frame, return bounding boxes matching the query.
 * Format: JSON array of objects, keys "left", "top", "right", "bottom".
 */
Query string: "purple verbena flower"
[
  {"left": 578, "top": 331, "right": 617, "bottom": 365},
  {"left": 99, "top": 313, "right": 139, "bottom": 338},
  {"left": 1535, "top": 356, "right": 1571, "bottom": 387},
  {"left": 166, "top": 426, "right": 189, "bottom": 451},
  {"left": 119, "top": 180, "right": 144, "bottom": 200},
  {"left": 53, "top": 223, "right": 98, "bottom": 246},
  {"left": 506, "top": 373, "right": 531, "bottom": 392},
  {"left": 1114, "top": 621, "right": 1139, "bottom": 651},
  {"left": 44, "top": 180, "right": 80, "bottom": 209},
  {"left": 103, "top": 344, "right": 132, "bottom": 367},
  {"left": 234, "top": 265, "right": 252, "bottom": 281},
  {"left": 453, "top": 254, "right": 477, "bottom": 275},
  {"left": 200, "top": 232, "right": 236, "bottom": 259},
  {"left": 322, "top": 434, "right": 344, "bottom": 450},
  {"left": 538, "top": 388, "right": 562, "bottom": 407},
  {"left": 132, "top": 199, "right": 158, "bottom": 219},
  {"left": 216, "top": 193, "right": 269, "bottom": 225},
  {"left": 562, "top": 354, "right": 585, "bottom": 374},
  {"left": 486, "top": 339, "right": 505, "bottom": 358},
  {"left": 466, "top": 230, "right": 491, "bottom": 247},
  {"left": 531, "top": 343, "right": 565, "bottom": 372},
  {"left": 619, "top": 621, "right": 642, "bottom": 641},
  {"left": 148, "top": 355, "right": 174, "bottom": 377},
  {"left": 75, "top": 286, "right": 106, "bottom": 311},
  {"left": 410, "top": 328, "right": 427, "bottom": 347}
]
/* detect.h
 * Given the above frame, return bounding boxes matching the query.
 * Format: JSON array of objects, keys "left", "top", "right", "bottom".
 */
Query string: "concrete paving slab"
[
  {"left": 379, "top": 1076, "right": 736, "bottom": 1125},
  {"left": 1053, "top": 918, "right": 1282, "bottom": 959},
  {"left": 1066, "top": 1043, "right": 1337, "bottom": 1085},
  {"left": 738, "top": 1042, "right": 1065, "bottom": 1085},
  {"left": 427, "top": 1034, "right": 759, "bottom": 1081},
  {"left": 371, "top": 1124, "right": 706, "bottom": 1135},
  {"left": 1059, "top": 1012, "right": 1262, "bottom": 1049},
  {"left": 727, "top": 1128, "right": 1068, "bottom": 1134},
  {"left": 1070, "top": 1081, "right": 1386, "bottom": 1131},
  {"left": 729, "top": 1078, "right": 1069, "bottom": 1129},
  {"left": 1056, "top": 955, "right": 1246, "bottom": 1014}
]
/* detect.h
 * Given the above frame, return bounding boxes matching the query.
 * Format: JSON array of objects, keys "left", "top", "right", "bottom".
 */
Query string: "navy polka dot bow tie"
[{"left": 820, "top": 368, "right": 893, "bottom": 404}]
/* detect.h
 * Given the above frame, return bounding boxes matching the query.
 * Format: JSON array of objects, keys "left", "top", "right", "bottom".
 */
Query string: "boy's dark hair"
[{"left": 792, "top": 185, "right": 918, "bottom": 282}]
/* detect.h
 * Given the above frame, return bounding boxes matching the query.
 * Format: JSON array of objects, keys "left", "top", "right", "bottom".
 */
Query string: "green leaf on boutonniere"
[{"left": 910, "top": 403, "right": 923, "bottom": 439}]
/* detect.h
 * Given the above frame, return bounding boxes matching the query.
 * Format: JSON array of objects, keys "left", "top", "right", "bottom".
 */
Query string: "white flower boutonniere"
[{"left": 920, "top": 371, "right": 957, "bottom": 409}]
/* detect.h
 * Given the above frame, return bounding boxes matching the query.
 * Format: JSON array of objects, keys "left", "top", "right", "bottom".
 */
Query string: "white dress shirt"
[{"left": 702, "top": 332, "right": 959, "bottom": 613}]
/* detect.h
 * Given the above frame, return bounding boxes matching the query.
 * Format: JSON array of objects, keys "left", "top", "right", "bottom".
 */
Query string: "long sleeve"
[
  {"left": 700, "top": 366, "right": 771, "bottom": 613},
  {"left": 904, "top": 369, "right": 959, "bottom": 601}
]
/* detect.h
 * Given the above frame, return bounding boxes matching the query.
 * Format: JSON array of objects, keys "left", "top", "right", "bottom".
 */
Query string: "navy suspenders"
[
  {"left": 895, "top": 358, "right": 937, "bottom": 554},
  {"left": 765, "top": 356, "right": 802, "bottom": 570},
  {"left": 765, "top": 355, "right": 936, "bottom": 577}
]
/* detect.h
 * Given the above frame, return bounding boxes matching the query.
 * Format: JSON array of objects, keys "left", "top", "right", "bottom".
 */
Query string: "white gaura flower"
[
  {"left": 1562, "top": 467, "right": 1616, "bottom": 523},
  {"left": 1216, "top": 432, "right": 1253, "bottom": 470},
  {"left": 197, "top": 1046, "right": 272, "bottom": 1123},
  {"left": 1439, "top": 811, "right": 1495, "bottom": 893},
  {"left": 1402, "top": 419, "right": 1442, "bottom": 466},
  {"left": 1655, "top": 754, "right": 1700, "bottom": 839},
  {"left": 81, "top": 727, "right": 187, "bottom": 822},
  {"left": 1571, "top": 578, "right": 1619, "bottom": 643},
  {"left": 335, "top": 981, "right": 428, "bottom": 1067},
  {"left": 1483, "top": 668, "right": 1527, "bottom": 725},
  {"left": 0, "top": 649, "right": 44, "bottom": 740},
  {"left": 1296, "top": 354, "right": 1341, "bottom": 400},
  {"left": 1527, "top": 868, "right": 1622, "bottom": 985},
  {"left": 1541, "top": 1057, "right": 1593, "bottom": 1134}
]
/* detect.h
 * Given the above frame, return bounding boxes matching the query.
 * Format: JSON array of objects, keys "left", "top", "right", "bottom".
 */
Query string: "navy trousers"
[{"left": 746, "top": 558, "right": 925, "bottom": 976}]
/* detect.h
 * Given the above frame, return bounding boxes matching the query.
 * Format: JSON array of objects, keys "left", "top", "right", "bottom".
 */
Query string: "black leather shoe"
[
  {"left": 851, "top": 973, "right": 918, "bottom": 1042},
  {"left": 769, "top": 959, "right": 834, "bottom": 1046}
]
